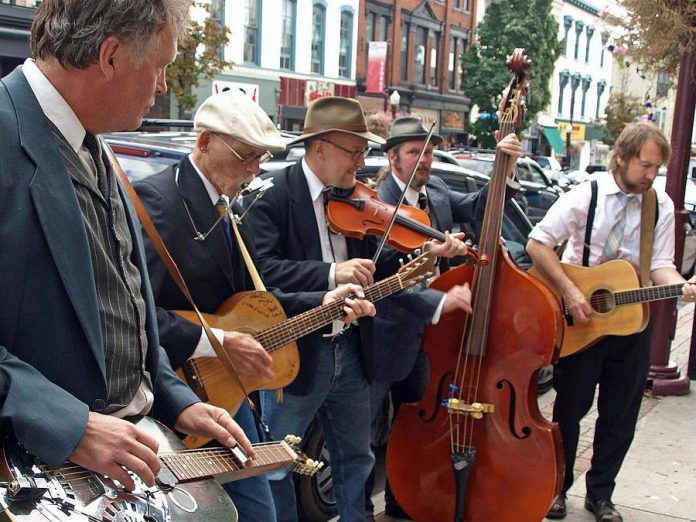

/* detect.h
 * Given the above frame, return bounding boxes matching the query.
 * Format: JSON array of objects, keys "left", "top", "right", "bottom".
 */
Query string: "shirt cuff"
[
  {"left": 430, "top": 295, "right": 447, "bottom": 325},
  {"left": 191, "top": 327, "right": 224, "bottom": 359},
  {"left": 328, "top": 263, "right": 337, "bottom": 290}
]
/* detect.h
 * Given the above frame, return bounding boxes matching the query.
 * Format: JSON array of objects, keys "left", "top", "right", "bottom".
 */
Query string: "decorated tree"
[
  {"left": 460, "top": 0, "right": 563, "bottom": 144},
  {"left": 599, "top": 1, "right": 696, "bottom": 75},
  {"left": 167, "top": 2, "right": 231, "bottom": 117}
]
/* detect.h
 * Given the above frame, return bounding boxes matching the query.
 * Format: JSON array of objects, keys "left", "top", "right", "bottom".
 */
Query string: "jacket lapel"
[
  {"left": 5, "top": 70, "right": 105, "bottom": 368},
  {"left": 287, "top": 162, "right": 323, "bottom": 261},
  {"left": 178, "top": 158, "right": 237, "bottom": 288}
]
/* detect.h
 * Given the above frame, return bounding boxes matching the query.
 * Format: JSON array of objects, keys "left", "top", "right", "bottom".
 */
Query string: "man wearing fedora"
[
  {"left": 134, "top": 90, "right": 375, "bottom": 521},
  {"left": 364, "top": 116, "right": 522, "bottom": 519},
  {"left": 248, "top": 97, "right": 473, "bottom": 521}
]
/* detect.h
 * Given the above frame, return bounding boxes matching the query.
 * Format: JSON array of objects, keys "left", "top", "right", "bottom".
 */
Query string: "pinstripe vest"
[{"left": 50, "top": 124, "right": 149, "bottom": 412}]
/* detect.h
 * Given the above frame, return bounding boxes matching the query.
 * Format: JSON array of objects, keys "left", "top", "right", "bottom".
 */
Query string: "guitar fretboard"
[
  {"left": 159, "top": 441, "right": 294, "bottom": 482},
  {"left": 615, "top": 284, "right": 684, "bottom": 305},
  {"left": 253, "top": 264, "right": 427, "bottom": 352}
]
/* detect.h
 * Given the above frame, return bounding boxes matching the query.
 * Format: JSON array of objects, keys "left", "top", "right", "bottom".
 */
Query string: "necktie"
[
  {"left": 216, "top": 197, "right": 234, "bottom": 251},
  {"left": 602, "top": 192, "right": 630, "bottom": 261},
  {"left": 83, "top": 133, "right": 109, "bottom": 195},
  {"left": 418, "top": 192, "right": 429, "bottom": 214}
]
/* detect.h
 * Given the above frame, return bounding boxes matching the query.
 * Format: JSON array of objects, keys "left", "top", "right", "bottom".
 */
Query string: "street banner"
[{"left": 366, "top": 41, "right": 387, "bottom": 94}]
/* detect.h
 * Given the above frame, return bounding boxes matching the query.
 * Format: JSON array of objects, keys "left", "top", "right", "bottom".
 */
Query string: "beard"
[
  {"left": 615, "top": 164, "right": 652, "bottom": 194},
  {"left": 395, "top": 157, "right": 431, "bottom": 189}
]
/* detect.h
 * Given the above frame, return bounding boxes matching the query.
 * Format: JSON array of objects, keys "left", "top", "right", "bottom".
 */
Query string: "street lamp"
[
  {"left": 389, "top": 90, "right": 401, "bottom": 119},
  {"left": 564, "top": 123, "right": 573, "bottom": 170}
]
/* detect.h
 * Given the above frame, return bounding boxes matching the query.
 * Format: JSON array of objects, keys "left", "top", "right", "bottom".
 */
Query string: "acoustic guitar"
[
  {"left": 175, "top": 252, "right": 436, "bottom": 448},
  {"left": 0, "top": 416, "right": 319, "bottom": 521},
  {"left": 529, "top": 259, "right": 685, "bottom": 357}
]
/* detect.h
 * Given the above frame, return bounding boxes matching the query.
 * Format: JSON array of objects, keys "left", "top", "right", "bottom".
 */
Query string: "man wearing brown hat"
[
  {"left": 247, "top": 97, "right": 473, "bottom": 521},
  {"left": 363, "top": 116, "right": 522, "bottom": 519},
  {"left": 135, "top": 90, "right": 375, "bottom": 520}
]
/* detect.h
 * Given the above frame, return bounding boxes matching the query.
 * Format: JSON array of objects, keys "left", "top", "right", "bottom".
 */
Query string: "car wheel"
[{"left": 296, "top": 420, "right": 337, "bottom": 522}]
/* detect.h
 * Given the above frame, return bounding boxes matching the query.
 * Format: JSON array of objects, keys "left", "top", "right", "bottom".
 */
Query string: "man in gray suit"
[{"left": 0, "top": 0, "right": 253, "bottom": 494}]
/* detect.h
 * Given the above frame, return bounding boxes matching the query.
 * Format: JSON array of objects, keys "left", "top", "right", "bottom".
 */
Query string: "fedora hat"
[
  {"left": 383, "top": 116, "right": 443, "bottom": 151},
  {"left": 290, "top": 97, "right": 386, "bottom": 145}
]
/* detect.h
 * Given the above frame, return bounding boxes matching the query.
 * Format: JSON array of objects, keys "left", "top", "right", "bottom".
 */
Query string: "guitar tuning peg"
[
  {"left": 465, "top": 239, "right": 474, "bottom": 246},
  {"left": 414, "top": 248, "right": 422, "bottom": 255},
  {"left": 399, "top": 258, "right": 405, "bottom": 267},
  {"left": 407, "top": 254, "right": 413, "bottom": 261}
]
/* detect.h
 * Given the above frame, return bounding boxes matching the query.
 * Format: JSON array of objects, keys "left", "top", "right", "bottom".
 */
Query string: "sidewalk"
[{"left": 373, "top": 303, "right": 696, "bottom": 522}]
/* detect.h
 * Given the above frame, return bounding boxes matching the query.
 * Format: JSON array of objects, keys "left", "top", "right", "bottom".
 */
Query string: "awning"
[{"left": 541, "top": 126, "right": 565, "bottom": 155}]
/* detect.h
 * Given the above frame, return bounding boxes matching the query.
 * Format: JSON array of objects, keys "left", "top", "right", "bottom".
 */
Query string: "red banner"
[{"left": 366, "top": 41, "right": 387, "bottom": 94}]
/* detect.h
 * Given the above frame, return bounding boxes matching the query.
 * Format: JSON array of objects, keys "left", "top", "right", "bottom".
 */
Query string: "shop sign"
[
  {"left": 556, "top": 122, "right": 586, "bottom": 141},
  {"left": 305, "top": 80, "right": 335, "bottom": 105},
  {"left": 442, "top": 111, "right": 465, "bottom": 130}
]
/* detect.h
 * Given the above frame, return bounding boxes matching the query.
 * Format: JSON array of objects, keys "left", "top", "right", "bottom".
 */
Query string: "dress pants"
[
  {"left": 261, "top": 328, "right": 373, "bottom": 522},
  {"left": 552, "top": 325, "right": 652, "bottom": 502}
]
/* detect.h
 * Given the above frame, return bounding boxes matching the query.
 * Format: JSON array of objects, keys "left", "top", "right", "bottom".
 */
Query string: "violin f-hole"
[
  {"left": 419, "top": 372, "right": 454, "bottom": 423},
  {"left": 497, "top": 379, "right": 532, "bottom": 440}
]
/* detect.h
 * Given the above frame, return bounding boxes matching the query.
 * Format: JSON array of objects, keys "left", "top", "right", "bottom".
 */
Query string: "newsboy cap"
[
  {"left": 383, "top": 116, "right": 443, "bottom": 151},
  {"left": 289, "top": 96, "right": 386, "bottom": 145},
  {"left": 194, "top": 90, "right": 287, "bottom": 153}
]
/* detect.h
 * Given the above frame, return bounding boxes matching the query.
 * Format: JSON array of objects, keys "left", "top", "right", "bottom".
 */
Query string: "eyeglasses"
[
  {"left": 319, "top": 138, "right": 370, "bottom": 162},
  {"left": 213, "top": 133, "right": 273, "bottom": 165}
]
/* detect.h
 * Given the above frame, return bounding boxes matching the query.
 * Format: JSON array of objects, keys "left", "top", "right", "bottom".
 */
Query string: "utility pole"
[{"left": 649, "top": 49, "right": 695, "bottom": 395}]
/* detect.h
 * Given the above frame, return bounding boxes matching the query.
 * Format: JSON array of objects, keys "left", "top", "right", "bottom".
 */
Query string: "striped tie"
[{"left": 602, "top": 192, "right": 630, "bottom": 261}]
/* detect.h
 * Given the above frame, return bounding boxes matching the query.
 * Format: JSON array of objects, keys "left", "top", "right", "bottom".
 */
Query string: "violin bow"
[{"left": 371, "top": 121, "right": 437, "bottom": 263}]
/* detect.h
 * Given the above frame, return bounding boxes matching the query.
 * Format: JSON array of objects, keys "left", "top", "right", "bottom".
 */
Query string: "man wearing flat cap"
[
  {"left": 362, "top": 116, "right": 523, "bottom": 519},
  {"left": 134, "top": 90, "right": 375, "bottom": 520},
  {"left": 247, "top": 97, "right": 473, "bottom": 522}
]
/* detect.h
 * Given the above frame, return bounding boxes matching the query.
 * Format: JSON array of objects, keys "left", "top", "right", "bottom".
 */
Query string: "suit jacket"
[
  {"left": 248, "top": 162, "right": 441, "bottom": 391},
  {"left": 0, "top": 68, "right": 198, "bottom": 467},
  {"left": 134, "top": 157, "right": 325, "bottom": 370}
]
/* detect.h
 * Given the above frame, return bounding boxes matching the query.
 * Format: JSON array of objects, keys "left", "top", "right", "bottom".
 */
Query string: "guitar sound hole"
[{"left": 591, "top": 288, "right": 615, "bottom": 314}]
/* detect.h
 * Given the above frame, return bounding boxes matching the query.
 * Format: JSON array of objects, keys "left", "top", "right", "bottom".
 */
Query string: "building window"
[
  {"left": 449, "top": 36, "right": 458, "bottom": 90},
  {"left": 414, "top": 27, "right": 427, "bottom": 84},
  {"left": 400, "top": 22, "right": 410, "bottom": 83},
  {"left": 339, "top": 10, "right": 353, "bottom": 78},
  {"left": 311, "top": 3, "right": 326, "bottom": 74},
  {"left": 454, "top": 0, "right": 462, "bottom": 8},
  {"left": 280, "top": 0, "right": 296, "bottom": 70},
  {"left": 429, "top": 32, "right": 439, "bottom": 87},
  {"left": 244, "top": 0, "right": 260, "bottom": 64},
  {"left": 656, "top": 71, "right": 669, "bottom": 98},
  {"left": 380, "top": 15, "right": 390, "bottom": 41},
  {"left": 366, "top": 11, "right": 376, "bottom": 43}
]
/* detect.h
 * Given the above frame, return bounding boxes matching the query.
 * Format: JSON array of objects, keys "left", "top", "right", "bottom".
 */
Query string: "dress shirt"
[
  {"left": 529, "top": 172, "right": 676, "bottom": 274},
  {"left": 22, "top": 58, "right": 154, "bottom": 417},
  {"left": 303, "top": 158, "right": 351, "bottom": 336}
]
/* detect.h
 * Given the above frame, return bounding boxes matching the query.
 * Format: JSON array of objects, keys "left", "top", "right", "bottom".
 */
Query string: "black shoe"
[
  {"left": 584, "top": 496, "right": 623, "bottom": 522},
  {"left": 384, "top": 501, "right": 411, "bottom": 519},
  {"left": 546, "top": 495, "right": 567, "bottom": 519}
]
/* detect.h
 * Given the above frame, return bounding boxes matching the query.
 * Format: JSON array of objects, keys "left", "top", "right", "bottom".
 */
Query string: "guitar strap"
[
  {"left": 584, "top": 179, "right": 657, "bottom": 284},
  {"left": 103, "top": 142, "right": 255, "bottom": 410}
]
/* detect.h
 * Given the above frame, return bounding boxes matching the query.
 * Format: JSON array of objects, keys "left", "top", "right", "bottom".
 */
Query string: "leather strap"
[
  {"left": 103, "top": 141, "right": 250, "bottom": 400},
  {"left": 230, "top": 217, "right": 266, "bottom": 291},
  {"left": 639, "top": 187, "right": 657, "bottom": 286}
]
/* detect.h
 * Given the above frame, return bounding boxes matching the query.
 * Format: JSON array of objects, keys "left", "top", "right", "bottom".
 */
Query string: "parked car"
[
  {"left": 105, "top": 129, "right": 554, "bottom": 522},
  {"left": 531, "top": 154, "right": 564, "bottom": 182},
  {"left": 452, "top": 152, "right": 562, "bottom": 224}
]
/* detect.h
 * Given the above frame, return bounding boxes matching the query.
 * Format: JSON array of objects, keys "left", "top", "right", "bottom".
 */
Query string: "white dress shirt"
[{"left": 529, "top": 171, "right": 676, "bottom": 274}]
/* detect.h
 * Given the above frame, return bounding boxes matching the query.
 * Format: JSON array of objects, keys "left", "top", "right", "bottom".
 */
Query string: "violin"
[{"left": 325, "top": 181, "right": 447, "bottom": 253}]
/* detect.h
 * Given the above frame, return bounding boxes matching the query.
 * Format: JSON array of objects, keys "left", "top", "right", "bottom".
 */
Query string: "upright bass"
[{"left": 385, "top": 49, "right": 565, "bottom": 522}]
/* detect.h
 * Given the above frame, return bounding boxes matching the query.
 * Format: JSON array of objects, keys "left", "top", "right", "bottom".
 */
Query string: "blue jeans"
[
  {"left": 223, "top": 400, "right": 276, "bottom": 521},
  {"left": 261, "top": 329, "right": 373, "bottom": 522}
]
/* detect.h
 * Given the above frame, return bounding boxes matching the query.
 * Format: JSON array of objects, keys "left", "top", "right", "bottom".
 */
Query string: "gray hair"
[{"left": 30, "top": 0, "right": 191, "bottom": 69}]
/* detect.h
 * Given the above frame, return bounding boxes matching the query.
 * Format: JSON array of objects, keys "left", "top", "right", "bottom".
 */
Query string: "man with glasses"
[
  {"left": 247, "top": 97, "right": 473, "bottom": 522},
  {"left": 134, "top": 90, "right": 375, "bottom": 520}
]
